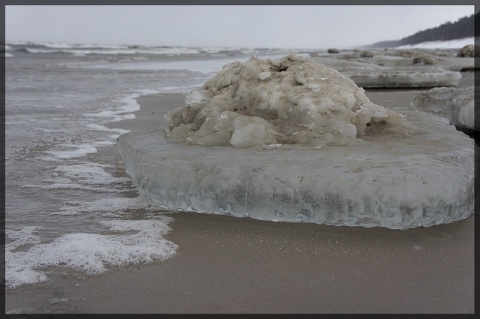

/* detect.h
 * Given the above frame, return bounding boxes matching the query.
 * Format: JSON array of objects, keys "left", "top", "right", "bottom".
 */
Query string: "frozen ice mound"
[
  {"left": 165, "top": 54, "right": 417, "bottom": 149},
  {"left": 118, "top": 108, "right": 474, "bottom": 230},
  {"left": 117, "top": 54, "right": 474, "bottom": 229},
  {"left": 411, "top": 87, "right": 475, "bottom": 131}
]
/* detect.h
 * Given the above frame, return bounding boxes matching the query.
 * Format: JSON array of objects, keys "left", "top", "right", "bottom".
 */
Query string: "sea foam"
[
  {"left": 6, "top": 215, "right": 177, "bottom": 289},
  {"left": 43, "top": 143, "right": 98, "bottom": 160},
  {"left": 53, "top": 196, "right": 154, "bottom": 216}
]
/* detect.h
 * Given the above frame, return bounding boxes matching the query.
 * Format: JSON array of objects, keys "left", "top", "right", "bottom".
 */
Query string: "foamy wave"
[
  {"left": 20, "top": 47, "right": 134, "bottom": 56},
  {"left": 139, "top": 47, "right": 200, "bottom": 55},
  {"left": 84, "top": 110, "right": 135, "bottom": 122},
  {"left": 6, "top": 41, "right": 269, "bottom": 57},
  {"left": 22, "top": 183, "right": 129, "bottom": 193},
  {"left": 43, "top": 143, "right": 98, "bottom": 160},
  {"left": 6, "top": 217, "right": 178, "bottom": 289},
  {"left": 22, "top": 162, "right": 132, "bottom": 193},
  {"left": 6, "top": 41, "right": 35, "bottom": 45},
  {"left": 21, "top": 46, "right": 203, "bottom": 56},
  {"left": 23, "top": 48, "right": 69, "bottom": 54},
  {"left": 93, "top": 140, "right": 117, "bottom": 146},
  {"left": 54, "top": 196, "right": 154, "bottom": 215},
  {"left": 86, "top": 123, "right": 129, "bottom": 134},
  {"left": 39, "top": 42, "right": 130, "bottom": 50},
  {"left": 85, "top": 89, "right": 159, "bottom": 123},
  {"left": 69, "top": 49, "right": 137, "bottom": 56},
  {"left": 54, "top": 162, "right": 131, "bottom": 185},
  {"left": 6, "top": 226, "right": 42, "bottom": 251},
  {"left": 159, "top": 83, "right": 205, "bottom": 93}
]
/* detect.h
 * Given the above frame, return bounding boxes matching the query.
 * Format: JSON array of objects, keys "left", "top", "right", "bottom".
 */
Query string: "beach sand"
[{"left": 6, "top": 79, "right": 476, "bottom": 314}]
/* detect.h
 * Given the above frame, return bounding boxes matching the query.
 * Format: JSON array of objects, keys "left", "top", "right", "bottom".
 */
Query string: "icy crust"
[
  {"left": 165, "top": 54, "right": 416, "bottom": 149},
  {"left": 411, "top": 87, "right": 475, "bottom": 131},
  {"left": 345, "top": 67, "right": 462, "bottom": 89},
  {"left": 118, "top": 110, "right": 474, "bottom": 230}
]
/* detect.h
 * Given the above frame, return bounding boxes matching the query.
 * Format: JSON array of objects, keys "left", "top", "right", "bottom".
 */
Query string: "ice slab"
[
  {"left": 310, "top": 56, "right": 387, "bottom": 72},
  {"left": 317, "top": 47, "right": 474, "bottom": 83},
  {"left": 411, "top": 87, "right": 475, "bottom": 131},
  {"left": 436, "top": 57, "right": 476, "bottom": 72},
  {"left": 372, "top": 55, "right": 415, "bottom": 67},
  {"left": 343, "top": 67, "right": 461, "bottom": 88},
  {"left": 310, "top": 56, "right": 462, "bottom": 88},
  {"left": 118, "top": 110, "right": 474, "bottom": 230}
]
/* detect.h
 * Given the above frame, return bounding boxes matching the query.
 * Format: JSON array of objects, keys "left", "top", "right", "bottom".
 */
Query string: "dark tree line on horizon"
[{"left": 368, "top": 12, "right": 477, "bottom": 48}]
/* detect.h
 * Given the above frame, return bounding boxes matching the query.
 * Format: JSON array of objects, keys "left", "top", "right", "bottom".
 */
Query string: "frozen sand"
[{"left": 6, "top": 92, "right": 474, "bottom": 314}]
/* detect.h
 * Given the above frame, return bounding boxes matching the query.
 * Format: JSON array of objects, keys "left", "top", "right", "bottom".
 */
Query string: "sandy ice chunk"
[
  {"left": 411, "top": 87, "right": 475, "bottom": 131},
  {"left": 165, "top": 54, "right": 416, "bottom": 148},
  {"left": 457, "top": 101, "right": 474, "bottom": 130},
  {"left": 184, "top": 89, "right": 212, "bottom": 108},
  {"left": 344, "top": 67, "right": 461, "bottom": 89},
  {"left": 258, "top": 71, "right": 272, "bottom": 80},
  {"left": 230, "top": 123, "right": 277, "bottom": 148}
]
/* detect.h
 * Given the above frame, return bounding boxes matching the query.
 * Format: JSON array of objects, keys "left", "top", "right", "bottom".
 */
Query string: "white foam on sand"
[
  {"left": 6, "top": 217, "right": 178, "bottom": 289},
  {"left": 6, "top": 227, "right": 42, "bottom": 251}
]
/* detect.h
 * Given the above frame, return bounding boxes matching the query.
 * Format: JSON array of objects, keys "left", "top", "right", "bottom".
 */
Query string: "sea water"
[{"left": 4, "top": 42, "right": 292, "bottom": 291}]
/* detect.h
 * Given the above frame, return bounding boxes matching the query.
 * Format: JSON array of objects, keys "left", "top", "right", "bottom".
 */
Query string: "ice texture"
[
  {"left": 343, "top": 67, "right": 462, "bottom": 88},
  {"left": 118, "top": 109, "right": 474, "bottom": 230},
  {"left": 165, "top": 54, "right": 416, "bottom": 149},
  {"left": 310, "top": 54, "right": 468, "bottom": 82},
  {"left": 411, "top": 87, "right": 475, "bottom": 131}
]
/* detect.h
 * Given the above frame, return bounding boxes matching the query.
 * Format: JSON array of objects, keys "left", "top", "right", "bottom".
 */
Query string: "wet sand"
[
  {"left": 15, "top": 211, "right": 474, "bottom": 314},
  {"left": 6, "top": 82, "right": 476, "bottom": 314}
]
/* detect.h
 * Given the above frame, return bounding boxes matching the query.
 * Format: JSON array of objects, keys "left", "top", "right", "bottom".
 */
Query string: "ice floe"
[
  {"left": 117, "top": 54, "right": 474, "bottom": 229},
  {"left": 411, "top": 86, "right": 475, "bottom": 131}
]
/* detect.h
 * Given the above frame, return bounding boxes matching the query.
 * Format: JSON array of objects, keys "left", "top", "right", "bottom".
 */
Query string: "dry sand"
[{"left": 6, "top": 76, "right": 476, "bottom": 314}]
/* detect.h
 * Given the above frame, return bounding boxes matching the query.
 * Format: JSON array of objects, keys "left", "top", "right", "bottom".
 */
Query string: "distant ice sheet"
[{"left": 397, "top": 37, "right": 474, "bottom": 49}]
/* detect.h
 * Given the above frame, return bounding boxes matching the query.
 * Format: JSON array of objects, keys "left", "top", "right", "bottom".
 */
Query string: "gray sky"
[{"left": 5, "top": 5, "right": 475, "bottom": 49}]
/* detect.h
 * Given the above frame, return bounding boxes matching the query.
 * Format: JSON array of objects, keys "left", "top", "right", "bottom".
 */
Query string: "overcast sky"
[{"left": 5, "top": 5, "right": 475, "bottom": 49}]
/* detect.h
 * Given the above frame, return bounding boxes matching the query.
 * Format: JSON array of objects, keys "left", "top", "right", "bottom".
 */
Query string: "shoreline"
[
  {"left": 80, "top": 93, "right": 476, "bottom": 313},
  {"left": 6, "top": 90, "right": 475, "bottom": 314},
  {"left": 45, "top": 212, "right": 477, "bottom": 313}
]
